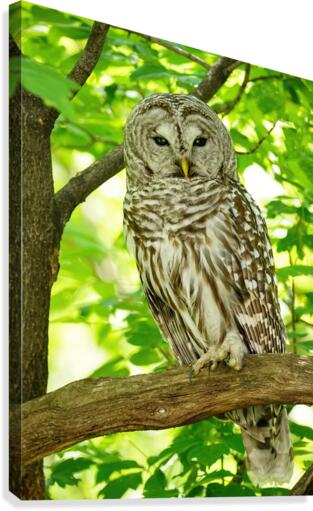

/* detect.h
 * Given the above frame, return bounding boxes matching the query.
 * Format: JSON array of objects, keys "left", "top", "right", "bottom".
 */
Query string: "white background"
[{"left": 1, "top": 0, "right": 313, "bottom": 509}]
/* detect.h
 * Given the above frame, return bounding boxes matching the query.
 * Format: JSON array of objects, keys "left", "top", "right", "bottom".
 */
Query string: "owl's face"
[{"left": 124, "top": 94, "right": 237, "bottom": 187}]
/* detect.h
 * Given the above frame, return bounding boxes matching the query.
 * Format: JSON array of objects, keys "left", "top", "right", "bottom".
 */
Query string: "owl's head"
[{"left": 124, "top": 93, "right": 237, "bottom": 187}]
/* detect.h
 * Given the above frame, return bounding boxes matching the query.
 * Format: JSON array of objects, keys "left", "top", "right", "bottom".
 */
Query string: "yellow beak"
[{"left": 181, "top": 158, "right": 189, "bottom": 177}]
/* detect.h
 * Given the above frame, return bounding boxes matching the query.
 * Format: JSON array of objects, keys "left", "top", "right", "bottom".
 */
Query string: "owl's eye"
[
  {"left": 153, "top": 136, "right": 169, "bottom": 146},
  {"left": 193, "top": 137, "right": 207, "bottom": 147}
]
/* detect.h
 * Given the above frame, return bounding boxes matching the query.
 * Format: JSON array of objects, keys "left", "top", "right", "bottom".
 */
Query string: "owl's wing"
[
  {"left": 145, "top": 287, "right": 197, "bottom": 364},
  {"left": 218, "top": 182, "right": 285, "bottom": 354}
]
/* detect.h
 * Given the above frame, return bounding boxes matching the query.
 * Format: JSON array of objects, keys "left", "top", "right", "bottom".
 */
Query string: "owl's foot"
[{"left": 192, "top": 332, "right": 245, "bottom": 375}]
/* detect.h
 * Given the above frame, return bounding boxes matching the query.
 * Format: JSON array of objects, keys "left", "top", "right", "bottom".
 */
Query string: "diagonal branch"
[
  {"left": 133, "top": 31, "right": 212, "bottom": 71},
  {"left": 214, "top": 64, "right": 250, "bottom": 115},
  {"left": 290, "top": 464, "right": 313, "bottom": 496},
  {"left": 13, "top": 354, "right": 313, "bottom": 467},
  {"left": 68, "top": 22, "right": 110, "bottom": 97},
  {"left": 236, "top": 121, "right": 277, "bottom": 155},
  {"left": 54, "top": 145, "right": 124, "bottom": 232},
  {"left": 192, "top": 57, "right": 241, "bottom": 103}
]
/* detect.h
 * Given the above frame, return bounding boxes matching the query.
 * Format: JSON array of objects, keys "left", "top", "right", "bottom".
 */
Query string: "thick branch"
[
  {"left": 16, "top": 354, "right": 313, "bottom": 467},
  {"left": 54, "top": 145, "right": 124, "bottom": 231},
  {"left": 192, "top": 57, "right": 241, "bottom": 102}
]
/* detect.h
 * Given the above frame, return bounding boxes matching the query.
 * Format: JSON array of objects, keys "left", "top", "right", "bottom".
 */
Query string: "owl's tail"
[{"left": 240, "top": 406, "right": 293, "bottom": 487}]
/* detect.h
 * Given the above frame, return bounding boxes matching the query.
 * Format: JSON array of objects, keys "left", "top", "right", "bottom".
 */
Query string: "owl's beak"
[{"left": 180, "top": 158, "right": 189, "bottom": 177}]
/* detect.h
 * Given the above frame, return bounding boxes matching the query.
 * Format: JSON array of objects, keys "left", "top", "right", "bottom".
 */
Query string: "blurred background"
[{"left": 10, "top": 1, "right": 313, "bottom": 499}]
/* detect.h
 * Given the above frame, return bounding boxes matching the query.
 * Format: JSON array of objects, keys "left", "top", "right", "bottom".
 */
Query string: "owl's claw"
[{"left": 192, "top": 334, "right": 245, "bottom": 375}]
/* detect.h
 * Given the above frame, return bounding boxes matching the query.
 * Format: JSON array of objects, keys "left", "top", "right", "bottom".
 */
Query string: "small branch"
[
  {"left": 290, "top": 464, "right": 313, "bottom": 496},
  {"left": 249, "top": 74, "right": 284, "bottom": 83},
  {"left": 236, "top": 121, "right": 277, "bottom": 155},
  {"left": 214, "top": 64, "right": 250, "bottom": 115},
  {"left": 192, "top": 57, "right": 241, "bottom": 103},
  {"left": 13, "top": 354, "right": 313, "bottom": 467},
  {"left": 133, "top": 31, "right": 212, "bottom": 71},
  {"left": 54, "top": 145, "right": 124, "bottom": 232},
  {"left": 68, "top": 22, "right": 109, "bottom": 98}
]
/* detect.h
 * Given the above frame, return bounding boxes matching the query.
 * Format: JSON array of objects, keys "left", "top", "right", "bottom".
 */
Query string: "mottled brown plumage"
[{"left": 123, "top": 93, "right": 293, "bottom": 486}]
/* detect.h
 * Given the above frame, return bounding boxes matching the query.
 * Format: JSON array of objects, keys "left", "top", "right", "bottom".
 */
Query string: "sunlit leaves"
[
  {"left": 10, "top": 56, "right": 79, "bottom": 118},
  {"left": 48, "top": 458, "right": 93, "bottom": 488}
]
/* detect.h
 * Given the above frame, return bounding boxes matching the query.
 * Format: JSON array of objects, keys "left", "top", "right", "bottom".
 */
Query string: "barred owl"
[{"left": 123, "top": 93, "right": 293, "bottom": 486}]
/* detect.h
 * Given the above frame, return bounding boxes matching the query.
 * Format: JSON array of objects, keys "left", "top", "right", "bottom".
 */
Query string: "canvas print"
[{"left": 9, "top": 0, "right": 313, "bottom": 501}]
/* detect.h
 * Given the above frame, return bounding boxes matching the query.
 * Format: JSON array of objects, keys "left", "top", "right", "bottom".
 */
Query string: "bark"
[
  {"left": 10, "top": 33, "right": 56, "bottom": 498},
  {"left": 12, "top": 354, "right": 313, "bottom": 467},
  {"left": 193, "top": 57, "right": 241, "bottom": 102},
  {"left": 9, "top": 20, "right": 110, "bottom": 500}
]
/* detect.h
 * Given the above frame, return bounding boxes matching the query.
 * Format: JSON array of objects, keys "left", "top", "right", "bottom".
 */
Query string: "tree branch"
[
  {"left": 14, "top": 354, "right": 313, "bottom": 467},
  {"left": 290, "top": 464, "right": 313, "bottom": 496},
  {"left": 133, "top": 31, "right": 212, "bottom": 71},
  {"left": 54, "top": 145, "right": 124, "bottom": 231},
  {"left": 236, "top": 121, "right": 277, "bottom": 155},
  {"left": 192, "top": 57, "right": 241, "bottom": 103},
  {"left": 68, "top": 22, "right": 110, "bottom": 97},
  {"left": 214, "top": 64, "right": 250, "bottom": 115}
]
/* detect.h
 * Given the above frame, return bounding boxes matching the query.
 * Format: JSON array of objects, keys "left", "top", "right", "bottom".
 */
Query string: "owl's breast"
[{"left": 124, "top": 177, "right": 226, "bottom": 247}]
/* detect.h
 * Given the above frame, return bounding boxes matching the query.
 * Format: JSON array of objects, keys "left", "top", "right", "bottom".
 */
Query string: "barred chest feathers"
[{"left": 123, "top": 176, "right": 248, "bottom": 364}]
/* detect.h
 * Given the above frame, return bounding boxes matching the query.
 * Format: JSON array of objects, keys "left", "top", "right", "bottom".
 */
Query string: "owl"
[{"left": 123, "top": 93, "right": 293, "bottom": 487}]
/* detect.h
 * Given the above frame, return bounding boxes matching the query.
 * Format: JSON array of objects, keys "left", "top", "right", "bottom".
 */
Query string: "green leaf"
[
  {"left": 96, "top": 460, "right": 142, "bottom": 483},
  {"left": 130, "top": 349, "right": 161, "bottom": 366},
  {"left": 290, "top": 422, "right": 313, "bottom": 441},
  {"left": 98, "top": 472, "right": 142, "bottom": 499},
  {"left": 293, "top": 341, "right": 313, "bottom": 352},
  {"left": 277, "top": 265, "right": 313, "bottom": 280},
  {"left": 206, "top": 482, "right": 255, "bottom": 497},
  {"left": 10, "top": 57, "right": 79, "bottom": 119},
  {"left": 48, "top": 457, "right": 93, "bottom": 488},
  {"left": 187, "top": 443, "right": 228, "bottom": 467},
  {"left": 130, "top": 62, "right": 178, "bottom": 81},
  {"left": 144, "top": 469, "right": 178, "bottom": 498}
]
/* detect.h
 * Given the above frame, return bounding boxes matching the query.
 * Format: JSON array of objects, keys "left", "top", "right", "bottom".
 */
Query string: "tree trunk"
[{"left": 9, "top": 45, "right": 56, "bottom": 498}]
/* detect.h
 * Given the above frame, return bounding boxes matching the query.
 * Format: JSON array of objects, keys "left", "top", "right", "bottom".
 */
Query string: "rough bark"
[
  {"left": 10, "top": 32, "right": 56, "bottom": 499},
  {"left": 9, "top": 20, "right": 110, "bottom": 500},
  {"left": 12, "top": 354, "right": 313, "bottom": 467}
]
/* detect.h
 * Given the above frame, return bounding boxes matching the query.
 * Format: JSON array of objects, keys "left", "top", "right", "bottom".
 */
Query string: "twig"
[
  {"left": 236, "top": 121, "right": 277, "bottom": 155},
  {"left": 13, "top": 354, "right": 313, "bottom": 466},
  {"left": 249, "top": 74, "right": 284, "bottom": 83},
  {"left": 132, "top": 31, "right": 211, "bottom": 71},
  {"left": 214, "top": 64, "right": 251, "bottom": 115}
]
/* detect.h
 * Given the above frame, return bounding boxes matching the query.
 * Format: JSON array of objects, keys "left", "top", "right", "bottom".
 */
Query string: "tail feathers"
[{"left": 241, "top": 408, "right": 293, "bottom": 487}]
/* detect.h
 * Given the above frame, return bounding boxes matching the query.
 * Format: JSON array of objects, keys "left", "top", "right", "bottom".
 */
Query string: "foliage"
[{"left": 10, "top": 0, "right": 313, "bottom": 500}]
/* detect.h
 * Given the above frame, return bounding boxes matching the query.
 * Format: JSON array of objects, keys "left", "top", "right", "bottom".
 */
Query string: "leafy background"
[{"left": 10, "top": 1, "right": 313, "bottom": 500}]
